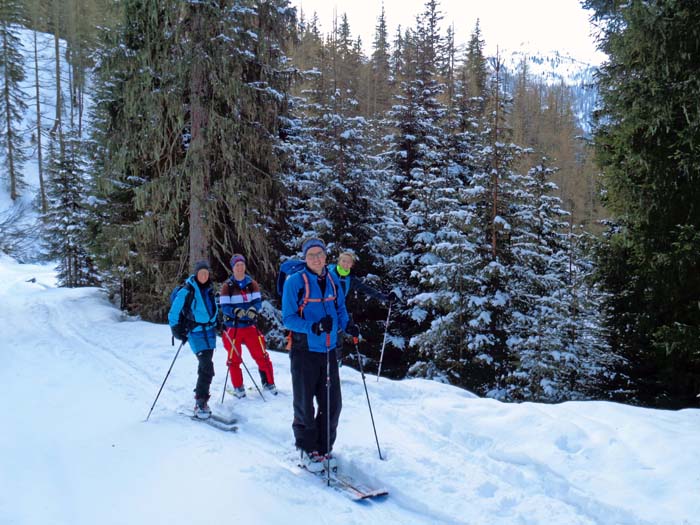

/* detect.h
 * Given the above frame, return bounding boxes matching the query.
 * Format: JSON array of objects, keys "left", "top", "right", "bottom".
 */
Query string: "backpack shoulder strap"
[
  {"left": 226, "top": 276, "right": 236, "bottom": 297},
  {"left": 327, "top": 272, "right": 338, "bottom": 298},
  {"left": 183, "top": 282, "right": 194, "bottom": 307},
  {"left": 298, "top": 271, "right": 338, "bottom": 317},
  {"left": 178, "top": 282, "right": 196, "bottom": 326},
  {"left": 298, "top": 272, "right": 311, "bottom": 316}
]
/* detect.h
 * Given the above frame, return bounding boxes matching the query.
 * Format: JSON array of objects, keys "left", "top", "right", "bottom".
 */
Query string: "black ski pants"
[
  {"left": 290, "top": 345, "right": 342, "bottom": 455},
  {"left": 195, "top": 349, "right": 215, "bottom": 400}
]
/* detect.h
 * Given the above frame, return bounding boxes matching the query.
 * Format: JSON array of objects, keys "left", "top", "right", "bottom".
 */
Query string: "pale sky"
[{"left": 290, "top": 0, "right": 606, "bottom": 65}]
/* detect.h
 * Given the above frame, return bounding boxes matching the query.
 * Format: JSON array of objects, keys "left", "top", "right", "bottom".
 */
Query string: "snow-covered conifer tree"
[{"left": 43, "top": 133, "right": 96, "bottom": 287}]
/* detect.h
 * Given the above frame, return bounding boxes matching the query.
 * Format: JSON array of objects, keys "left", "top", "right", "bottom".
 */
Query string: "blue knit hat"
[
  {"left": 230, "top": 254, "right": 246, "bottom": 268},
  {"left": 302, "top": 238, "right": 326, "bottom": 257}
]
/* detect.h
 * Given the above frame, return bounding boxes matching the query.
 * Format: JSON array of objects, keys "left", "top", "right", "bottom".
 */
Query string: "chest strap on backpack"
[{"left": 297, "top": 272, "right": 337, "bottom": 317}]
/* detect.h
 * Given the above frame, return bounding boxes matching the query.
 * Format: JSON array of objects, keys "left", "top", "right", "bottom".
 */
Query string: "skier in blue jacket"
[
  {"left": 168, "top": 260, "right": 218, "bottom": 419},
  {"left": 282, "top": 238, "right": 359, "bottom": 472}
]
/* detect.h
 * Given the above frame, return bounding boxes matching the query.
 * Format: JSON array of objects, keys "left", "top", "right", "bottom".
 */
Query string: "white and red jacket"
[{"left": 219, "top": 274, "right": 262, "bottom": 328}]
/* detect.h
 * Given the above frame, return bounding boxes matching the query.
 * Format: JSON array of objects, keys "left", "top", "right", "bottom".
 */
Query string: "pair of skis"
[
  {"left": 179, "top": 410, "right": 238, "bottom": 432},
  {"left": 178, "top": 410, "right": 387, "bottom": 501},
  {"left": 300, "top": 466, "right": 388, "bottom": 501}
]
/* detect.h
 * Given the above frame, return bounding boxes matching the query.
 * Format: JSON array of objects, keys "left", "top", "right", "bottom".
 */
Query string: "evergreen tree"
[
  {"left": 369, "top": 4, "right": 391, "bottom": 116},
  {"left": 90, "top": 0, "right": 295, "bottom": 319},
  {"left": 386, "top": 0, "right": 453, "bottom": 375},
  {"left": 27, "top": 0, "right": 50, "bottom": 213},
  {"left": 587, "top": 0, "right": 700, "bottom": 406},
  {"left": 43, "top": 132, "right": 96, "bottom": 287},
  {"left": 463, "top": 20, "right": 488, "bottom": 111},
  {"left": 440, "top": 57, "right": 522, "bottom": 398},
  {"left": 390, "top": 25, "right": 404, "bottom": 87},
  {"left": 408, "top": 80, "right": 481, "bottom": 382},
  {"left": 568, "top": 227, "right": 621, "bottom": 399},
  {"left": 505, "top": 160, "right": 581, "bottom": 401},
  {"left": 0, "top": 0, "right": 28, "bottom": 200}
]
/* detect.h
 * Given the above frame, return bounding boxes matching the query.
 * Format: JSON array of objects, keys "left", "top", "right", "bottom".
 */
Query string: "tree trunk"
[
  {"left": 491, "top": 54, "right": 500, "bottom": 260},
  {"left": 2, "top": 27, "right": 17, "bottom": 201},
  {"left": 187, "top": 6, "right": 210, "bottom": 269},
  {"left": 52, "top": 0, "right": 63, "bottom": 159},
  {"left": 33, "top": 29, "right": 46, "bottom": 213}
]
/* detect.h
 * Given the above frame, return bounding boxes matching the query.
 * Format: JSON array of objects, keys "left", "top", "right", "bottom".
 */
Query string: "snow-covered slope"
[
  {"left": 1, "top": 254, "right": 698, "bottom": 525},
  {"left": 496, "top": 47, "right": 599, "bottom": 133}
]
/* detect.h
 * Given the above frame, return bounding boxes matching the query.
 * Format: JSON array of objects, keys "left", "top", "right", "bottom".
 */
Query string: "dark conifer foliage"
[
  {"left": 586, "top": 0, "right": 700, "bottom": 407},
  {"left": 43, "top": 132, "right": 97, "bottom": 287},
  {"left": 89, "top": 0, "right": 295, "bottom": 319},
  {"left": 0, "top": 0, "right": 28, "bottom": 200}
]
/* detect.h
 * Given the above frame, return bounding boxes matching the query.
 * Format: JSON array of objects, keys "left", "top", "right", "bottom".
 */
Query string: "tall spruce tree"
[
  {"left": 90, "top": 0, "right": 295, "bottom": 319},
  {"left": 44, "top": 132, "right": 97, "bottom": 287},
  {"left": 505, "top": 160, "right": 582, "bottom": 401},
  {"left": 463, "top": 20, "right": 488, "bottom": 116},
  {"left": 386, "top": 0, "right": 453, "bottom": 375},
  {"left": 0, "top": 0, "right": 28, "bottom": 201},
  {"left": 369, "top": 4, "right": 391, "bottom": 117},
  {"left": 408, "top": 75, "right": 482, "bottom": 382},
  {"left": 586, "top": 0, "right": 700, "bottom": 406},
  {"left": 28, "top": 0, "right": 49, "bottom": 213}
]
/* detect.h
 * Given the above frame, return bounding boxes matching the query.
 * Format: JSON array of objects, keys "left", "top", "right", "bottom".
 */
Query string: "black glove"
[
  {"left": 388, "top": 290, "right": 400, "bottom": 303},
  {"left": 321, "top": 315, "right": 333, "bottom": 332},
  {"left": 246, "top": 307, "right": 258, "bottom": 319},
  {"left": 311, "top": 315, "right": 333, "bottom": 336},
  {"left": 171, "top": 324, "right": 188, "bottom": 342},
  {"left": 215, "top": 319, "right": 224, "bottom": 336},
  {"left": 234, "top": 307, "right": 246, "bottom": 319},
  {"left": 345, "top": 322, "right": 360, "bottom": 338}
]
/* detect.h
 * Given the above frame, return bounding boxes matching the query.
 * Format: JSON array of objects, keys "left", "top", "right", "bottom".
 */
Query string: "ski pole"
[
  {"left": 146, "top": 340, "right": 185, "bottom": 421},
  {"left": 376, "top": 301, "right": 392, "bottom": 381},
  {"left": 222, "top": 328, "right": 266, "bottom": 401},
  {"left": 221, "top": 368, "right": 229, "bottom": 403},
  {"left": 220, "top": 322, "right": 238, "bottom": 404},
  {"left": 326, "top": 331, "right": 332, "bottom": 486},
  {"left": 354, "top": 337, "right": 383, "bottom": 460}
]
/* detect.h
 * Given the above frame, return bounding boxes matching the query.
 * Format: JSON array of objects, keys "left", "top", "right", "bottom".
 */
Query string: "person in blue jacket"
[
  {"left": 168, "top": 260, "right": 219, "bottom": 419},
  {"left": 282, "top": 238, "right": 359, "bottom": 472}
]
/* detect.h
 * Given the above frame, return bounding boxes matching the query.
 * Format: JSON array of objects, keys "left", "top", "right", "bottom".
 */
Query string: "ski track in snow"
[{"left": 2, "top": 256, "right": 699, "bottom": 525}]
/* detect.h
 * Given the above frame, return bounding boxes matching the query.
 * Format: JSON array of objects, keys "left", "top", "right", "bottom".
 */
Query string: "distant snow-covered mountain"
[{"left": 493, "top": 48, "right": 600, "bottom": 134}]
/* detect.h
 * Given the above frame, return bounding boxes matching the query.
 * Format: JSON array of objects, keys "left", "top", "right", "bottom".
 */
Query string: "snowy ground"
[{"left": 1, "top": 254, "right": 699, "bottom": 525}]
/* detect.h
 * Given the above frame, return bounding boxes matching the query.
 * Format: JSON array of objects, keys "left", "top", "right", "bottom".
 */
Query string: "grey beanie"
[{"left": 194, "top": 260, "right": 211, "bottom": 273}]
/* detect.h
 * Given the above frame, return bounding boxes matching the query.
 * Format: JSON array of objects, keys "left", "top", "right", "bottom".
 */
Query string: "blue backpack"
[{"left": 276, "top": 259, "right": 306, "bottom": 299}]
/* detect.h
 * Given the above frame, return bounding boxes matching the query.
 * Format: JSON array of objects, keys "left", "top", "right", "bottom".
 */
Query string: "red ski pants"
[{"left": 223, "top": 326, "right": 275, "bottom": 389}]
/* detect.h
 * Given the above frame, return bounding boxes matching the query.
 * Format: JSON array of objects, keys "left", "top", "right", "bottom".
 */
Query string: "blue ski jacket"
[
  {"left": 168, "top": 275, "right": 218, "bottom": 353},
  {"left": 282, "top": 266, "right": 349, "bottom": 353}
]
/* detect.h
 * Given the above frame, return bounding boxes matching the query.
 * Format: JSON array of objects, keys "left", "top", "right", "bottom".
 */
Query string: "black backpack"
[{"left": 170, "top": 281, "right": 195, "bottom": 329}]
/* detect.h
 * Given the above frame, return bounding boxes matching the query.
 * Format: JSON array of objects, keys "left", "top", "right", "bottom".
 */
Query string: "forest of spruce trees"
[{"left": 1, "top": 0, "right": 698, "bottom": 408}]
